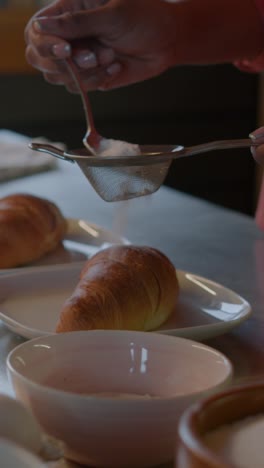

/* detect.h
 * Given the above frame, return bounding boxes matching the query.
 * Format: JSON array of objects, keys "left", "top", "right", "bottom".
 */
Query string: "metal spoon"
[
  {"left": 66, "top": 58, "right": 102, "bottom": 155},
  {"left": 66, "top": 59, "right": 140, "bottom": 158}
]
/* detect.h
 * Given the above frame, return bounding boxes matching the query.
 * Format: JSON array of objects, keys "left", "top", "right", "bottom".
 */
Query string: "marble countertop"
[{"left": 0, "top": 159, "right": 264, "bottom": 467}]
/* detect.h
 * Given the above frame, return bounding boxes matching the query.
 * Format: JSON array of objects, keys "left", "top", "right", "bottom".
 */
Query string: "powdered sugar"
[{"left": 97, "top": 138, "right": 140, "bottom": 157}]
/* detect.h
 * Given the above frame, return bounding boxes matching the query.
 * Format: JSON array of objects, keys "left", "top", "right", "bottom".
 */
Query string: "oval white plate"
[
  {"left": 0, "top": 264, "right": 251, "bottom": 341},
  {"left": 0, "top": 218, "right": 129, "bottom": 274}
]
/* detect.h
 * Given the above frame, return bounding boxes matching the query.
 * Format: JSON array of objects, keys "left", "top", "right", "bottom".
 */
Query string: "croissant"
[
  {"left": 56, "top": 245, "right": 179, "bottom": 332},
  {"left": 0, "top": 193, "right": 67, "bottom": 268}
]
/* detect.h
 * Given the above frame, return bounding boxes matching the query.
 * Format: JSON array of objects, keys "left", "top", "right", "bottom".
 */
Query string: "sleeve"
[{"left": 234, "top": 0, "right": 264, "bottom": 72}]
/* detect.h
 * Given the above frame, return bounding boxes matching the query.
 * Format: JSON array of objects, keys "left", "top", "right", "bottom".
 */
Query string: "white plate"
[
  {"left": 0, "top": 264, "right": 251, "bottom": 341},
  {"left": 0, "top": 218, "right": 129, "bottom": 274}
]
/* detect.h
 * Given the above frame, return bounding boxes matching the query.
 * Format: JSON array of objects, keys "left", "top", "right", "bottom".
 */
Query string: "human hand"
[
  {"left": 25, "top": 0, "right": 263, "bottom": 93},
  {"left": 250, "top": 127, "right": 264, "bottom": 165},
  {"left": 24, "top": 0, "right": 184, "bottom": 92}
]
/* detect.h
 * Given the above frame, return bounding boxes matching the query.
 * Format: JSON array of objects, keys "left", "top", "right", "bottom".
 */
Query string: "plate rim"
[
  {"left": 0, "top": 217, "right": 130, "bottom": 275},
  {"left": 0, "top": 266, "right": 252, "bottom": 340}
]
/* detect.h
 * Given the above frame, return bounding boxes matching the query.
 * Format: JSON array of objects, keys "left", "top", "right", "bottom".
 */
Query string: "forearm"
[{"left": 167, "top": 0, "right": 264, "bottom": 66}]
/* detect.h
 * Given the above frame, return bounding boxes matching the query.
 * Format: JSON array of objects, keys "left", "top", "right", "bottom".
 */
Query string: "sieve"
[{"left": 29, "top": 138, "right": 254, "bottom": 202}]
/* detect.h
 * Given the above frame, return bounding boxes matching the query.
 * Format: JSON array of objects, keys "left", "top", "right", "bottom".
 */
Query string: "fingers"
[
  {"left": 32, "top": 4, "right": 116, "bottom": 40},
  {"left": 26, "top": 39, "right": 122, "bottom": 91},
  {"left": 250, "top": 127, "right": 264, "bottom": 165},
  {"left": 26, "top": 38, "right": 117, "bottom": 75},
  {"left": 74, "top": 43, "right": 115, "bottom": 69},
  {"left": 24, "top": 0, "right": 120, "bottom": 92},
  {"left": 24, "top": 1, "right": 113, "bottom": 63},
  {"left": 65, "top": 70, "right": 115, "bottom": 92},
  {"left": 43, "top": 60, "right": 122, "bottom": 92},
  {"left": 24, "top": 0, "right": 67, "bottom": 46},
  {"left": 25, "top": 7, "right": 117, "bottom": 74},
  {"left": 26, "top": 36, "right": 120, "bottom": 91},
  {"left": 25, "top": 13, "right": 72, "bottom": 60},
  {"left": 26, "top": 45, "right": 69, "bottom": 74},
  {"left": 24, "top": 0, "right": 111, "bottom": 40}
]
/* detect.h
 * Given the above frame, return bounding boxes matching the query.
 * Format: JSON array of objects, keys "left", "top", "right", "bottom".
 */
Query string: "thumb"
[
  {"left": 33, "top": 4, "right": 115, "bottom": 40},
  {"left": 34, "top": 1, "right": 65, "bottom": 17},
  {"left": 249, "top": 127, "right": 264, "bottom": 145},
  {"left": 249, "top": 128, "right": 264, "bottom": 165},
  {"left": 35, "top": 0, "right": 109, "bottom": 17}
]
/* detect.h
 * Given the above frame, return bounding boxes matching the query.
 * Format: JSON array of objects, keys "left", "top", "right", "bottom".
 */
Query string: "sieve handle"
[
  {"left": 183, "top": 138, "right": 254, "bottom": 157},
  {"left": 28, "top": 143, "right": 75, "bottom": 163}
]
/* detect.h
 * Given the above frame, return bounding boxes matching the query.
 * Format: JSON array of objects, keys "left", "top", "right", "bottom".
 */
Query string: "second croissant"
[{"left": 56, "top": 245, "right": 179, "bottom": 333}]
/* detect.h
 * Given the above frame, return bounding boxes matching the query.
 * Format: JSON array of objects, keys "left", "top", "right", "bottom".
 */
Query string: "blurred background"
[{"left": 0, "top": 1, "right": 263, "bottom": 215}]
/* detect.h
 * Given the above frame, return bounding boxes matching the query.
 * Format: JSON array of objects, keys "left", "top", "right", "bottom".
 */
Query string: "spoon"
[
  {"left": 66, "top": 58, "right": 102, "bottom": 155},
  {"left": 66, "top": 59, "right": 140, "bottom": 158}
]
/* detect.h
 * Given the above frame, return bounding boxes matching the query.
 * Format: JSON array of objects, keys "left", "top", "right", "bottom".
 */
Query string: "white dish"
[
  {"left": 7, "top": 330, "right": 232, "bottom": 467},
  {"left": 0, "top": 264, "right": 251, "bottom": 340},
  {"left": 0, "top": 218, "right": 129, "bottom": 274}
]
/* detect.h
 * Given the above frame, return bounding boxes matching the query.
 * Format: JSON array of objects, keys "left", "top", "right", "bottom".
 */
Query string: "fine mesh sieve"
[
  {"left": 29, "top": 139, "right": 254, "bottom": 202},
  {"left": 30, "top": 61, "right": 256, "bottom": 202},
  {"left": 76, "top": 150, "right": 172, "bottom": 202}
]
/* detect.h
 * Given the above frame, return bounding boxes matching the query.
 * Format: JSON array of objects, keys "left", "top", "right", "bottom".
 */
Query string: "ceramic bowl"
[
  {"left": 177, "top": 381, "right": 264, "bottom": 468},
  {"left": 7, "top": 330, "right": 232, "bottom": 467}
]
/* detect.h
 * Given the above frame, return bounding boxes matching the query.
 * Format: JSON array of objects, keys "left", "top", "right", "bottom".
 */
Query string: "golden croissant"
[
  {"left": 0, "top": 193, "right": 67, "bottom": 268},
  {"left": 56, "top": 245, "right": 179, "bottom": 332}
]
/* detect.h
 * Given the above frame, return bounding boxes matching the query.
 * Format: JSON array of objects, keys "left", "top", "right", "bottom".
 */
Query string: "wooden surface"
[{"left": 0, "top": 7, "right": 37, "bottom": 73}]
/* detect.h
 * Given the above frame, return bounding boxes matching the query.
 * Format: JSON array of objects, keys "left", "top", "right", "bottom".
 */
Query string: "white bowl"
[{"left": 7, "top": 331, "right": 232, "bottom": 467}]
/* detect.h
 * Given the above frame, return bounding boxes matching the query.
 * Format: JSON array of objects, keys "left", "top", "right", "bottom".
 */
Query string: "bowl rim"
[
  {"left": 7, "top": 330, "right": 233, "bottom": 403},
  {"left": 178, "top": 380, "right": 264, "bottom": 467}
]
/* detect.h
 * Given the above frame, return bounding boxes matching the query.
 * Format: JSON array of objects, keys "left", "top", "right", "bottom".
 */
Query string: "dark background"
[{"left": 0, "top": 63, "right": 259, "bottom": 215}]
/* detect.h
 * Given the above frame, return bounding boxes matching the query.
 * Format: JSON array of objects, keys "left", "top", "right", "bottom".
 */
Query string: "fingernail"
[
  {"left": 249, "top": 133, "right": 259, "bottom": 141},
  {"left": 249, "top": 128, "right": 264, "bottom": 140},
  {"left": 74, "top": 51, "right": 97, "bottom": 69},
  {"left": 52, "top": 43, "right": 71, "bottom": 58},
  {"left": 106, "top": 62, "right": 122, "bottom": 76}
]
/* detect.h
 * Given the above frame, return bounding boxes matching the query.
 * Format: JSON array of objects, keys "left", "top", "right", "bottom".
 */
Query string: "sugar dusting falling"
[{"left": 97, "top": 138, "right": 141, "bottom": 241}]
